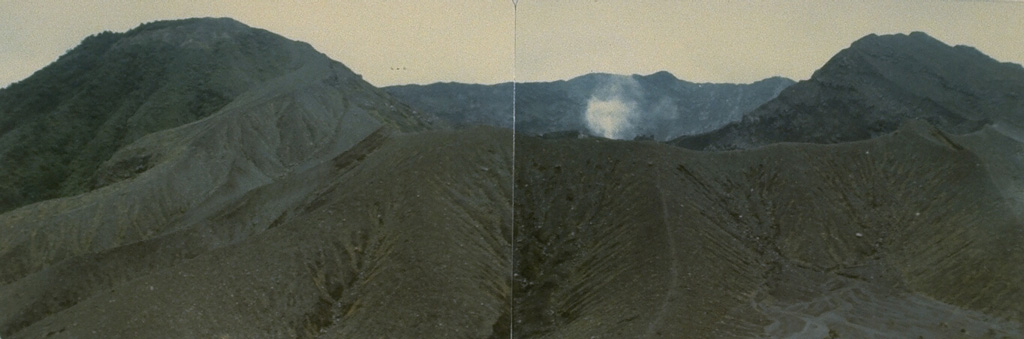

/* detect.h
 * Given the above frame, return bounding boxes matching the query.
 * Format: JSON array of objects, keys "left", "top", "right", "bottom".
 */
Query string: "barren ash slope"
[
  {"left": 512, "top": 33, "right": 1024, "bottom": 338},
  {"left": 1, "top": 18, "right": 512, "bottom": 338},
  {"left": 516, "top": 124, "right": 1024, "bottom": 338},
  {"left": 672, "top": 31, "right": 1024, "bottom": 238},
  {"left": 2, "top": 17, "right": 1023, "bottom": 339}
]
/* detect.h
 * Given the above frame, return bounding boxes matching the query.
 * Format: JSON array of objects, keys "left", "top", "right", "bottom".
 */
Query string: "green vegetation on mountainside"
[{"left": 0, "top": 18, "right": 301, "bottom": 212}]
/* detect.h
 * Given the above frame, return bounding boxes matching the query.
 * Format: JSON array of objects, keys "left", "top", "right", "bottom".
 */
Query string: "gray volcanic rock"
[
  {"left": 6, "top": 122, "right": 1021, "bottom": 338},
  {"left": 0, "top": 17, "right": 436, "bottom": 213},
  {"left": 514, "top": 122, "right": 1024, "bottom": 338},
  {"left": 1, "top": 127, "right": 512, "bottom": 338},
  {"left": 0, "top": 18, "right": 435, "bottom": 289},
  {"left": 671, "top": 32, "right": 1024, "bottom": 150},
  {"left": 386, "top": 72, "right": 793, "bottom": 141}
]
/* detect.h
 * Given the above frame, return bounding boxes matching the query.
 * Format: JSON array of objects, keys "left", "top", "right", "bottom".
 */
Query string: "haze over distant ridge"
[{"left": 386, "top": 72, "right": 793, "bottom": 141}]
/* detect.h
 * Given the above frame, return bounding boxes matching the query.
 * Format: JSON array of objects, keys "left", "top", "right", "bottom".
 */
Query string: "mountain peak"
[
  {"left": 813, "top": 32, "right": 952, "bottom": 78},
  {"left": 673, "top": 31, "right": 1024, "bottom": 151},
  {"left": 0, "top": 17, "right": 433, "bottom": 213},
  {"left": 848, "top": 31, "right": 941, "bottom": 47},
  {"left": 816, "top": 31, "right": 1020, "bottom": 87},
  {"left": 131, "top": 17, "right": 247, "bottom": 31},
  {"left": 639, "top": 70, "right": 680, "bottom": 85},
  {"left": 114, "top": 17, "right": 266, "bottom": 51}
]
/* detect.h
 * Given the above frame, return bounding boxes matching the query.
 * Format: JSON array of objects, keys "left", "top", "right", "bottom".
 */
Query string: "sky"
[{"left": 1, "top": 1, "right": 1023, "bottom": 89}]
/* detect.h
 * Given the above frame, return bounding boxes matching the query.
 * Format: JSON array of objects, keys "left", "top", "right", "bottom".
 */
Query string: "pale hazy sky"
[{"left": 1, "top": 1, "right": 1022, "bottom": 89}]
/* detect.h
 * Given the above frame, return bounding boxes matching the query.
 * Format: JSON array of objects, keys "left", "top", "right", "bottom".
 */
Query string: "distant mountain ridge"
[
  {"left": 386, "top": 72, "right": 793, "bottom": 141},
  {"left": 671, "top": 31, "right": 1024, "bottom": 150}
]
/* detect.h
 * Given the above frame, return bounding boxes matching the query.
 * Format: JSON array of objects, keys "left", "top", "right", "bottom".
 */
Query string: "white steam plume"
[{"left": 584, "top": 75, "right": 641, "bottom": 139}]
